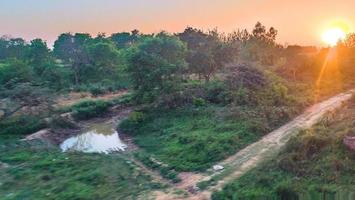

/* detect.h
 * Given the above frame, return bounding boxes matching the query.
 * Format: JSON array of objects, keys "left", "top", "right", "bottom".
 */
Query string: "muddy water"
[{"left": 60, "top": 120, "right": 127, "bottom": 154}]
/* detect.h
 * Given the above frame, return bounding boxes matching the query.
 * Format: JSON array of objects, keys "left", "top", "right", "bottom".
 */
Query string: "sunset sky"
[{"left": 1, "top": 0, "right": 355, "bottom": 46}]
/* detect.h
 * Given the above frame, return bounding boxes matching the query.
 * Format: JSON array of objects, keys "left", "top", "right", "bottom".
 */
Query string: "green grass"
[
  {"left": 0, "top": 139, "right": 162, "bottom": 200},
  {"left": 0, "top": 115, "right": 46, "bottom": 136},
  {"left": 212, "top": 98, "right": 355, "bottom": 200},
  {"left": 120, "top": 104, "right": 299, "bottom": 172}
]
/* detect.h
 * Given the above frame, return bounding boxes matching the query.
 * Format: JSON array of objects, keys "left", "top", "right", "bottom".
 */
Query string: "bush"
[
  {"left": 110, "top": 93, "right": 134, "bottom": 106},
  {"left": 49, "top": 115, "right": 77, "bottom": 129},
  {"left": 276, "top": 184, "right": 299, "bottom": 200},
  {"left": 192, "top": 97, "right": 206, "bottom": 107},
  {"left": 119, "top": 111, "right": 145, "bottom": 133},
  {"left": 134, "top": 152, "right": 181, "bottom": 183},
  {"left": 72, "top": 81, "right": 129, "bottom": 96},
  {"left": 71, "top": 100, "right": 111, "bottom": 120},
  {"left": 0, "top": 115, "right": 46, "bottom": 135},
  {"left": 203, "top": 81, "right": 231, "bottom": 104},
  {"left": 88, "top": 85, "right": 106, "bottom": 97}
]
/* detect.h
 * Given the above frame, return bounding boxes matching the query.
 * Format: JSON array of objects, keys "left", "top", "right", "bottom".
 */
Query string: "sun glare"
[{"left": 322, "top": 28, "right": 346, "bottom": 46}]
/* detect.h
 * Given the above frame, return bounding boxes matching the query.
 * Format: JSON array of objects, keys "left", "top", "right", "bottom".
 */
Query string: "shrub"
[
  {"left": 71, "top": 100, "right": 111, "bottom": 120},
  {"left": 88, "top": 85, "right": 106, "bottom": 97},
  {"left": 119, "top": 111, "right": 145, "bottom": 133},
  {"left": 276, "top": 184, "right": 299, "bottom": 200},
  {"left": 203, "top": 81, "right": 231, "bottom": 104},
  {"left": 134, "top": 152, "right": 181, "bottom": 183},
  {"left": 49, "top": 115, "right": 77, "bottom": 129},
  {"left": 110, "top": 93, "right": 134, "bottom": 106},
  {"left": 0, "top": 115, "right": 46, "bottom": 135},
  {"left": 224, "top": 64, "right": 267, "bottom": 91},
  {"left": 192, "top": 97, "right": 206, "bottom": 107}
]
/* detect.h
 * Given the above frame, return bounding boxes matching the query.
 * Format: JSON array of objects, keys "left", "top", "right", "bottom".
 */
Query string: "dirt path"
[{"left": 158, "top": 90, "right": 354, "bottom": 200}]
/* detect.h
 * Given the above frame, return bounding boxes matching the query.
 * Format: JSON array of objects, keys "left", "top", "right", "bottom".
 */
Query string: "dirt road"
[{"left": 159, "top": 90, "right": 354, "bottom": 200}]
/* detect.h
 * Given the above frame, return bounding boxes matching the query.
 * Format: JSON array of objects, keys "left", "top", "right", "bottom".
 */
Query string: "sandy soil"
[{"left": 55, "top": 90, "right": 128, "bottom": 107}]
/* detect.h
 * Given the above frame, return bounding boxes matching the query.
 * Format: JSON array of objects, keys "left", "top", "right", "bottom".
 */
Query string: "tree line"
[{"left": 1, "top": 21, "right": 355, "bottom": 110}]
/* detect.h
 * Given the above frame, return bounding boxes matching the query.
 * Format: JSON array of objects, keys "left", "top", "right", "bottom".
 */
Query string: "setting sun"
[{"left": 322, "top": 28, "right": 346, "bottom": 46}]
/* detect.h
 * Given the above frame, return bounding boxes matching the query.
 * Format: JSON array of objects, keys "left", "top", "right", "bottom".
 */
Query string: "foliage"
[
  {"left": 71, "top": 100, "right": 111, "bottom": 120},
  {"left": 1, "top": 24, "right": 355, "bottom": 198},
  {"left": 125, "top": 32, "right": 187, "bottom": 103},
  {"left": 51, "top": 33, "right": 126, "bottom": 89},
  {"left": 213, "top": 101, "right": 355, "bottom": 199},
  {"left": 0, "top": 36, "right": 29, "bottom": 60},
  {"left": 178, "top": 27, "right": 237, "bottom": 81},
  {"left": 110, "top": 30, "right": 140, "bottom": 49},
  {"left": 224, "top": 64, "right": 267, "bottom": 90},
  {"left": 135, "top": 152, "right": 181, "bottom": 183},
  {"left": 0, "top": 83, "right": 54, "bottom": 120},
  {"left": 49, "top": 115, "right": 78, "bottom": 130},
  {"left": 0, "top": 139, "right": 162, "bottom": 200},
  {"left": 120, "top": 106, "right": 275, "bottom": 171},
  {"left": 240, "top": 22, "right": 282, "bottom": 65},
  {"left": 86, "top": 41, "right": 121, "bottom": 81},
  {"left": 120, "top": 62, "right": 306, "bottom": 171},
  {"left": 0, "top": 115, "right": 46, "bottom": 136},
  {"left": 0, "top": 59, "right": 32, "bottom": 87},
  {"left": 27, "top": 39, "right": 51, "bottom": 76},
  {"left": 88, "top": 84, "right": 106, "bottom": 97},
  {"left": 119, "top": 111, "right": 146, "bottom": 133}
]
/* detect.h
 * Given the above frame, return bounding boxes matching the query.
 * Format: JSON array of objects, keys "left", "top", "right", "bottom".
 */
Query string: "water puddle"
[{"left": 60, "top": 120, "right": 127, "bottom": 154}]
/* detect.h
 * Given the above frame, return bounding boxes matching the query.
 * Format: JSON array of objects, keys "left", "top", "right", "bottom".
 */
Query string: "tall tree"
[
  {"left": 53, "top": 33, "right": 92, "bottom": 84},
  {"left": 178, "top": 27, "right": 235, "bottom": 81},
  {"left": 27, "top": 39, "right": 51, "bottom": 75},
  {"left": 0, "top": 36, "right": 29, "bottom": 60},
  {"left": 111, "top": 30, "right": 140, "bottom": 49},
  {"left": 125, "top": 33, "right": 187, "bottom": 103},
  {"left": 87, "top": 41, "right": 120, "bottom": 80},
  {"left": 241, "top": 22, "right": 280, "bottom": 65}
]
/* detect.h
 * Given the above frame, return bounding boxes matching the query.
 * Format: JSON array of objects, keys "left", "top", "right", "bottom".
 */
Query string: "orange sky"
[{"left": 1, "top": 0, "right": 355, "bottom": 46}]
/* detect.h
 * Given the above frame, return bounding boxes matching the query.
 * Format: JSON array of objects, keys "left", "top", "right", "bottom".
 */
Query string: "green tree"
[
  {"left": 0, "top": 36, "right": 29, "bottom": 60},
  {"left": 241, "top": 22, "right": 281, "bottom": 65},
  {"left": 27, "top": 39, "right": 51, "bottom": 75},
  {"left": 0, "top": 59, "right": 32, "bottom": 88},
  {"left": 53, "top": 33, "right": 92, "bottom": 85},
  {"left": 110, "top": 30, "right": 140, "bottom": 49},
  {"left": 125, "top": 33, "right": 187, "bottom": 103},
  {"left": 178, "top": 27, "right": 235, "bottom": 81},
  {"left": 87, "top": 41, "right": 121, "bottom": 80}
]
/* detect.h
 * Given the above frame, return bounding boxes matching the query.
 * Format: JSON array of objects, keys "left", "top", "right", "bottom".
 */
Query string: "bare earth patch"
[{"left": 55, "top": 90, "right": 128, "bottom": 107}]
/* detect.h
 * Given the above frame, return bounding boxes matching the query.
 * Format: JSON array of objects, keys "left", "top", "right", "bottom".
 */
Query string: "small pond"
[{"left": 60, "top": 120, "right": 127, "bottom": 154}]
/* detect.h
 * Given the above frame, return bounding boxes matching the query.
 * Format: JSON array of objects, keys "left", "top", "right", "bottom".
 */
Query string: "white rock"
[{"left": 213, "top": 165, "right": 224, "bottom": 171}]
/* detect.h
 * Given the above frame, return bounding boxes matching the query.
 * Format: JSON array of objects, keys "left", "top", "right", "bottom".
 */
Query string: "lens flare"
[{"left": 321, "top": 28, "right": 346, "bottom": 46}]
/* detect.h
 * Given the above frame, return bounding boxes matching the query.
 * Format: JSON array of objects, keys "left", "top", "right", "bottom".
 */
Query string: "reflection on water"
[{"left": 60, "top": 121, "right": 127, "bottom": 154}]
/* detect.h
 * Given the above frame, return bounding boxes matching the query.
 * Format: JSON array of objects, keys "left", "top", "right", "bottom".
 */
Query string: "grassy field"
[
  {"left": 120, "top": 102, "right": 302, "bottom": 172},
  {"left": 212, "top": 95, "right": 355, "bottom": 200},
  {"left": 0, "top": 137, "right": 162, "bottom": 200}
]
